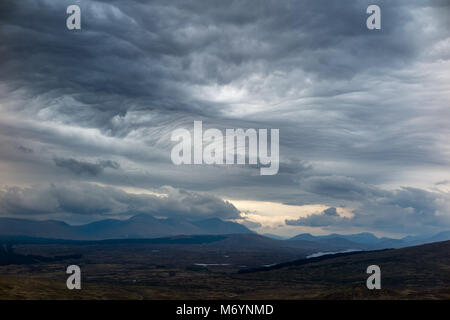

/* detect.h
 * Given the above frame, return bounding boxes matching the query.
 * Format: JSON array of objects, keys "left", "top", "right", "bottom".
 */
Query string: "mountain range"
[
  {"left": 288, "top": 231, "right": 450, "bottom": 249},
  {"left": 0, "top": 214, "right": 252, "bottom": 240},
  {"left": 0, "top": 215, "right": 449, "bottom": 251}
]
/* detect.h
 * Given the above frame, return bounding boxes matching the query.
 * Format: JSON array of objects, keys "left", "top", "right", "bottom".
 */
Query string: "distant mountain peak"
[
  {"left": 0, "top": 215, "right": 252, "bottom": 240},
  {"left": 289, "top": 232, "right": 381, "bottom": 245}
]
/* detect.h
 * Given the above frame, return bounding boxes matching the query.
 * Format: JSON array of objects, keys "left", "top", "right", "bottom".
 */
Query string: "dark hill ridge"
[
  {"left": 239, "top": 248, "right": 392, "bottom": 273},
  {"left": 0, "top": 215, "right": 253, "bottom": 240},
  {"left": 0, "top": 233, "right": 359, "bottom": 254},
  {"left": 235, "top": 240, "right": 450, "bottom": 299}
]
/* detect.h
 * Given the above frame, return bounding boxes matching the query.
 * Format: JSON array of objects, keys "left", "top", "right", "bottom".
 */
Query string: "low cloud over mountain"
[{"left": 0, "top": 183, "right": 241, "bottom": 221}]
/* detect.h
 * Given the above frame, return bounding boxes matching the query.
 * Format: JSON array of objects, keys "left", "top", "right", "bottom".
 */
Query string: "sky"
[{"left": 0, "top": 0, "right": 449, "bottom": 237}]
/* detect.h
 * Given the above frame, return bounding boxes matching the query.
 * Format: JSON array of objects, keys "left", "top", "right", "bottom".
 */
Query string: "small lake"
[{"left": 306, "top": 249, "right": 361, "bottom": 259}]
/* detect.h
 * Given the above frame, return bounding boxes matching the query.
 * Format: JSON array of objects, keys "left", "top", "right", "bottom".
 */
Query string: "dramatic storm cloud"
[
  {"left": 286, "top": 186, "right": 450, "bottom": 234},
  {"left": 0, "top": 0, "right": 449, "bottom": 235},
  {"left": 0, "top": 183, "right": 240, "bottom": 221}
]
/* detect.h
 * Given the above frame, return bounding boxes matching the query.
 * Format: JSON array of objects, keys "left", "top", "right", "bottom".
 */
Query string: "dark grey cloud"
[
  {"left": 435, "top": 180, "right": 450, "bottom": 186},
  {"left": 1, "top": 0, "right": 448, "bottom": 129},
  {"left": 286, "top": 184, "right": 450, "bottom": 234},
  {"left": 17, "top": 145, "right": 33, "bottom": 154},
  {"left": 0, "top": 183, "right": 240, "bottom": 220},
  {"left": 54, "top": 157, "right": 120, "bottom": 176},
  {"left": 299, "top": 175, "right": 388, "bottom": 201},
  {"left": 323, "top": 207, "right": 338, "bottom": 216},
  {"left": 286, "top": 206, "right": 344, "bottom": 227}
]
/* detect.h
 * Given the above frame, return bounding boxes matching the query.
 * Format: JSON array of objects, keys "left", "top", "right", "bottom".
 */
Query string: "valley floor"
[{"left": 0, "top": 239, "right": 449, "bottom": 299}]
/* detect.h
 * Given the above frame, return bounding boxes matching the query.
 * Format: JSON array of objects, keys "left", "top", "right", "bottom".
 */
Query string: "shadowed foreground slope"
[{"left": 235, "top": 240, "right": 450, "bottom": 299}]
